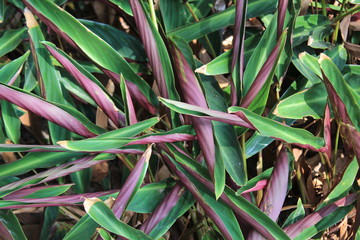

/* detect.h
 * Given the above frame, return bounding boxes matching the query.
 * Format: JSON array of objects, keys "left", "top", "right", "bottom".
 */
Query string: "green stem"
[
  {"left": 185, "top": 2, "right": 217, "bottom": 58},
  {"left": 148, "top": 0, "right": 158, "bottom": 30},
  {"left": 333, "top": 4, "right": 360, "bottom": 23},
  {"left": 321, "top": 0, "right": 327, "bottom": 16},
  {"left": 332, "top": 1, "right": 346, "bottom": 43}
]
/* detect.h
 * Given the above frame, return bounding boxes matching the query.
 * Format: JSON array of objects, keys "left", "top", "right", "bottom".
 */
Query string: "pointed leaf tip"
[
  {"left": 24, "top": 8, "right": 38, "bottom": 29},
  {"left": 83, "top": 197, "right": 102, "bottom": 213},
  {"left": 195, "top": 65, "right": 207, "bottom": 74},
  {"left": 319, "top": 53, "right": 330, "bottom": 63}
]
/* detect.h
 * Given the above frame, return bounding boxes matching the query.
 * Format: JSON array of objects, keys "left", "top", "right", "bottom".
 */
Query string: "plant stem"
[
  {"left": 148, "top": 0, "right": 158, "bottom": 30},
  {"left": 333, "top": 4, "right": 360, "bottom": 23},
  {"left": 185, "top": 2, "right": 217, "bottom": 58}
]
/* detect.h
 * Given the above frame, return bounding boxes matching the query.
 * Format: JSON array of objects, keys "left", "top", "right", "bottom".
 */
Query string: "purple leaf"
[
  {"left": 284, "top": 194, "right": 357, "bottom": 239},
  {"left": 240, "top": 30, "right": 287, "bottom": 108},
  {"left": 160, "top": 150, "right": 233, "bottom": 240},
  {"left": 0, "top": 83, "right": 99, "bottom": 138},
  {"left": 323, "top": 103, "right": 331, "bottom": 161},
  {"left": 241, "top": 179, "right": 268, "bottom": 194},
  {"left": 44, "top": 42, "right": 125, "bottom": 127},
  {"left": 231, "top": 0, "right": 247, "bottom": 105},
  {"left": 0, "top": 155, "right": 111, "bottom": 196},
  {"left": 0, "top": 144, "right": 143, "bottom": 154},
  {"left": 112, "top": 145, "right": 152, "bottom": 218},
  {"left": 140, "top": 184, "right": 185, "bottom": 234},
  {"left": 277, "top": 0, "right": 288, "bottom": 39},
  {"left": 0, "top": 190, "right": 119, "bottom": 209},
  {"left": 4, "top": 184, "right": 73, "bottom": 199},
  {"left": 248, "top": 146, "right": 289, "bottom": 239},
  {"left": 129, "top": 0, "right": 169, "bottom": 99},
  {"left": 159, "top": 98, "right": 253, "bottom": 128},
  {"left": 120, "top": 76, "right": 138, "bottom": 125},
  {"left": 168, "top": 41, "right": 216, "bottom": 181}
]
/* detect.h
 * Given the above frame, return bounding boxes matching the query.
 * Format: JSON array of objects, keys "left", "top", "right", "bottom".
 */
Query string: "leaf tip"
[
  {"left": 195, "top": 65, "right": 207, "bottom": 74},
  {"left": 319, "top": 53, "right": 330, "bottom": 63},
  {"left": 24, "top": 8, "right": 39, "bottom": 29},
  {"left": 298, "top": 52, "right": 306, "bottom": 59},
  {"left": 83, "top": 197, "right": 101, "bottom": 213}
]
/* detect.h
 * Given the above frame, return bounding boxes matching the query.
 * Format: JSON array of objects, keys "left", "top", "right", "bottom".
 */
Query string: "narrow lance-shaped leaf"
[
  {"left": 84, "top": 198, "right": 153, "bottom": 240},
  {"left": 323, "top": 103, "right": 331, "bottom": 161},
  {"left": 120, "top": 76, "right": 137, "bottom": 125},
  {"left": 0, "top": 28, "right": 27, "bottom": 58},
  {"left": 163, "top": 143, "right": 289, "bottom": 240},
  {"left": 284, "top": 194, "right": 357, "bottom": 239},
  {"left": 247, "top": 146, "right": 290, "bottom": 239},
  {"left": 277, "top": 0, "right": 289, "bottom": 39},
  {"left": 200, "top": 71, "right": 247, "bottom": 185},
  {"left": 140, "top": 184, "right": 185, "bottom": 234},
  {"left": 112, "top": 145, "right": 152, "bottom": 218},
  {"left": 319, "top": 54, "right": 360, "bottom": 162},
  {"left": 25, "top": 8, "right": 71, "bottom": 143},
  {"left": 0, "top": 210, "right": 27, "bottom": 240},
  {"left": 231, "top": 0, "right": 247, "bottom": 105},
  {"left": 58, "top": 125, "right": 195, "bottom": 152},
  {"left": 43, "top": 41, "right": 125, "bottom": 127},
  {"left": 0, "top": 190, "right": 119, "bottom": 209},
  {"left": 160, "top": 150, "right": 234, "bottom": 240},
  {"left": 160, "top": 98, "right": 325, "bottom": 151},
  {"left": 23, "top": 0, "right": 158, "bottom": 113},
  {"left": 240, "top": 29, "right": 287, "bottom": 109},
  {"left": 0, "top": 154, "right": 114, "bottom": 197},
  {"left": 167, "top": 0, "right": 277, "bottom": 42},
  {"left": 129, "top": 0, "right": 177, "bottom": 101},
  {"left": 4, "top": 184, "right": 73, "bottom": 199},
  {"left": 168, "top": 40, "right": 219, "bottom": 196},
  {"left": 0, "top": 83, "right": 104, "bottom": 137},
  {"left": 0, "top": 144, "right": 143, "bottom": 154},
  {"left": 0, "top": 51, "right": 30, "bottom": 85}
]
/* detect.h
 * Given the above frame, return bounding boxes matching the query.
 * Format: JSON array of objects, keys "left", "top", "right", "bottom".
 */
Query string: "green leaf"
[
  {"left": 274, "top": 83, "right": 327, "bottom": 119},
  {"left": 282, "top": 198, "right": 305, "bottom": 228},
  {"left": 159, "top": 0, "right": 189, "bottom": 32},
  {"left": 79, "top": 19, "right": 146, "bottom": 61},
  {"left": 84, "top": 198, "right": 153, "bottom": 240},
  {"left": 0, "top": 0, "right": 4, "bottom": 23},
  {"left": 25, "top": 9, "right": 71, "bottom": 143},
  {"left": 63, "top": 213, "right": 98, "bottom": 240},
  {"left": 308, "top": 26, "right": 333, "bottom": 49},
  {"left": 163, "top": 148, "right": 244, "bottom": 240},
  {"left": 108, "top": 0, "right": 133, "bottom": 16},
  {"left": 24, "top": 185, "right": 72, "bottom": 198},
  {"left": 0, "top": 28, "right": 27, "bottom": 57},
  {"left": 319, "top": 54, "right": 360, "bottom": 131},
  {"left": 0, "top": 51, "right": 30, "bottom": 84},
  {"left": 40, "top": 207, "right": 59, "bottom": 240},
  {"left": 0, "top": 210, "right": 27, "bottom": 240},
  {"left": 127, "top": 180, "right": 176, "bottom": 213},
  {"left": 196, "top": 33, "right": 261, "bottom": 76},
  {"left": 0, "top": 152, "right": 85, "bottom": 179},
  {"left": 70, "top": 168, "right": 91, "bottom": 193},
  {"left": 317, "top": 158, "right": 358, "bottom": 210},
  {"left": 97, "top": 229, "right": 114, "bottom": 240},
  {"left": 1, "top": 101, "right": 21, "bottom": 144},
  {"left": 24, "top": 0, "right": 158, "bottom": 110},
  {"left": 294, "top": 205, "right": 354, "bottom": 240},
  {"left": 229, "top": 107, "right": 325, "bottom": 150},
  {"left": 200, "top": 71, "right": 247, "bottom": 185},
  {"left": 293, "top": 15, "right": 330, "bottom": 47},
  {"left": 167, "top": 0, "right": 278, "bottom": 41},
  {"left": 165, "top": 144, "right": 290, "bottom": 240}
]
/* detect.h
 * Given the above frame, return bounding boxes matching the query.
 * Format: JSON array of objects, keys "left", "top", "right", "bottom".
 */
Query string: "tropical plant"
[{"left": 0, "top": 0, "right": 358, "bottom": 239}]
